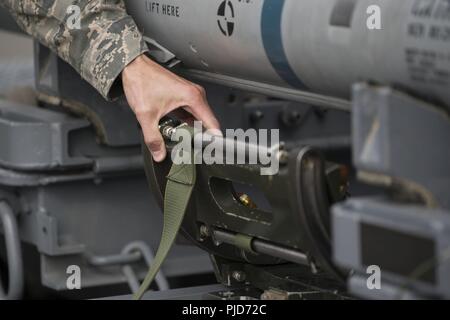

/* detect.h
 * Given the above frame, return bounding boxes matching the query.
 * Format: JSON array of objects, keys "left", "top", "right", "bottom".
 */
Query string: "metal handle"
[
  {"left": 87, "top": 241, "right": 170, "bottom": 293},
  {"left": 0, "top": 201, "right": 24, "bottom": 300}
]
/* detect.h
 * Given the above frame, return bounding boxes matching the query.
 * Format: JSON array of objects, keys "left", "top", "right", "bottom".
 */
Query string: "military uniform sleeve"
[{"left": 0, "top": 0, "right": 149, "bottom": 100}]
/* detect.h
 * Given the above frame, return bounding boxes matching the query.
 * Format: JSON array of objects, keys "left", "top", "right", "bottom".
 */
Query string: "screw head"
[
  {"left": 232, "top": 271, "right": 246, "bottom": 282},
  {"left": 238, "top": 194, "right": 257, "bottom": 209},
  {"left": 199, "top": 225, "right": 210, "bottom": 239}
]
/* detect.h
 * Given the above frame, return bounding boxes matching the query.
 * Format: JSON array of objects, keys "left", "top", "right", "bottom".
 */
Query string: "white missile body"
[{"left": 126, "top": 0, "right": 450, "bottom": 109}]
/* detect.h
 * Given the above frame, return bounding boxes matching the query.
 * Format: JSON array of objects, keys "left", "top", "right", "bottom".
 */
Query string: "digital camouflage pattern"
[{"left": 0, "top": 0, "right": 149, "bottom": 100}]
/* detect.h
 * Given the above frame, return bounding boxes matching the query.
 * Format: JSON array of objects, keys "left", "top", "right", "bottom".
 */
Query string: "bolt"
[
  {"left": 276, "top": 150, "right": 289, "bottom": 165},
  {"left": 199, "top": 225, "right": 210, "bottom": 239},
  {"left": 161, "top": 125, "right": 175, "bottom": 140},
  {"left": 280, "top": 110, "right": 303, "bottom": 127},
  {"left": 232, "top": 271, "right": 246, "bottom": 282},
  {"left": 238, "top": 194, "right": 257, "bottom": 209}
]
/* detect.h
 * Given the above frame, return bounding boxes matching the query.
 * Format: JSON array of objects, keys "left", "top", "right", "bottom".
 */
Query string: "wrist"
[{"left": 122, "top": 54, "right": 148, "bottom": 79}]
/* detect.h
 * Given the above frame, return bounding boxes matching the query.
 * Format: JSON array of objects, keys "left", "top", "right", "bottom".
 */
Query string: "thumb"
[{"left": 138, "top": 116, "right": 167, "bottom": 162}]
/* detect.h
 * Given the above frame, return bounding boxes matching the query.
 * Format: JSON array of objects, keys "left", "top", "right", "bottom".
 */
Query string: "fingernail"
[
  {"left": 152, "top": 150, "right": 166, "bottom": 162},
  {"left": 209, "top": 128, "right": 223, "bottom": 137}
]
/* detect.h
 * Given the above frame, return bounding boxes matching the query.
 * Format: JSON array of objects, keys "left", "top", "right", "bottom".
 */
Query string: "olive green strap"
[{"left": 133, "top": 155, "right": 196, "bottom": 300}]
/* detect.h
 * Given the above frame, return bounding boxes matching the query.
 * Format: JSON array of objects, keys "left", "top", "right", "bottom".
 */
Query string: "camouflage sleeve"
[{"left": 0, "top": 0, "right": 149, "bottom": 100}]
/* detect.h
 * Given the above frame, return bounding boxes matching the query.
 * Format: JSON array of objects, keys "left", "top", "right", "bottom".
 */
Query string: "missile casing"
[{"left": 126, "top": 0, "right": 450, "bottom": 109}]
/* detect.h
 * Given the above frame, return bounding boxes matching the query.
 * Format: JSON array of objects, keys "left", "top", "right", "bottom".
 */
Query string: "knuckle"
[
  {"left": 185, "top": 85, "right": 199, "bottom": 97},
  {"left": 184, "top": 84, "right": 204, "bottom": 100},
  {"left": 195, "top": 85, "right": 206, "bottom": 95},
  {"left": 146, "top": 141, "right": 162, "bottom": 151},
  {"left": 144, "top": 137, "right": 162, "bottom": 150}
]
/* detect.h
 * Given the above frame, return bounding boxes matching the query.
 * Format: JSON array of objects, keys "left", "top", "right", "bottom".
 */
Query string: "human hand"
[{"left": 122, "top": 54, "right": 220, "bottom": 162}]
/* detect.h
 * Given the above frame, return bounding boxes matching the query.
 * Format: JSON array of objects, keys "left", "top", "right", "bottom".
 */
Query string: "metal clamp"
[{"left": 0, "top": 201, "right": 24, "bottom": 300}]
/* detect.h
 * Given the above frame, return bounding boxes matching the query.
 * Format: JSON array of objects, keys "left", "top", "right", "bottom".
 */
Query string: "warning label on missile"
[
  {"left": 408, "top": 0, "right": 450, "bottom": 42},
  {"left": 411, "top": 0, "right": 450, "bottom": 21},
  {"left": 145, "top": 0, "right": 181, "bottom": 18},
  {"left": 405, "top": 0, "right": 450, "bottom": 86}
]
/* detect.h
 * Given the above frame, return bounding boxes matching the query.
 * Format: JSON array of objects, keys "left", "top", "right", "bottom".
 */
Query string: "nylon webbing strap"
[{"left": 133, "top": 134, "right": 196, "bottom": 300}]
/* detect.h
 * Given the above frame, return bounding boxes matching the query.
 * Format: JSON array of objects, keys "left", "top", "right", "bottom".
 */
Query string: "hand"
[{"left": 122, "top": 54, "right": 220, "bottom": 162}]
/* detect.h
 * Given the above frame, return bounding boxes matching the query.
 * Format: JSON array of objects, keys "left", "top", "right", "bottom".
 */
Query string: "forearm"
[
  {"left": 1, "top": 0, "right": 220, "bottom": 163},
  {"left": 1, "top": 0, "right": 148, "bottom": 100}
]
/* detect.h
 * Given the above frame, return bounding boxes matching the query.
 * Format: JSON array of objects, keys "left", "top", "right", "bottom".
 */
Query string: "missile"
[{"left": 126, "top": 0, "right": 450, "bottom": 111}]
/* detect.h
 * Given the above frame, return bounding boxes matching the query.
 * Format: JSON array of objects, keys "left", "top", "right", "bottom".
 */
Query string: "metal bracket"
[
  {"left": 144, "top": 37, "right": 181, "bottom": 68},
  {"left": 36, "top": 208, "right": 85, "bottom": 256}
]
